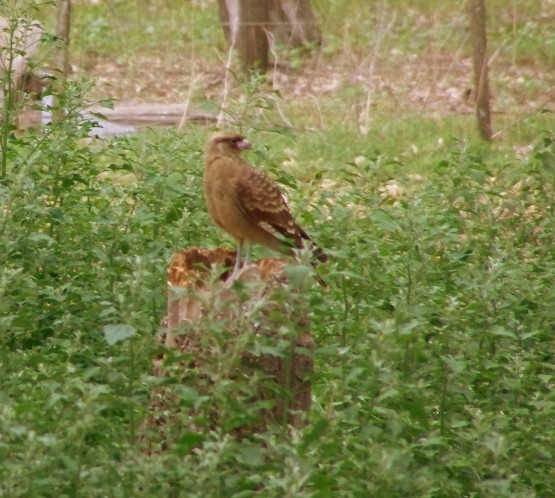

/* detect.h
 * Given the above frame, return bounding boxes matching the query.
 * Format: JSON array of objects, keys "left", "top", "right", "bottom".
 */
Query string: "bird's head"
[{"left": 206, "top": 131, "right": 252, "bottom": 158}]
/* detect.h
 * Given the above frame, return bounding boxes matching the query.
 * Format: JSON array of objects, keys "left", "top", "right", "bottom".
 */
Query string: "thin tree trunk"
[
  {"left": 52, "top": 0, "right": 71, "bottom": 122},
  {"left": 274, "top": 0, "right": 321, "bottom": 47},
  {"left": 55, "top": 0, "right": 71, "bottom": 78},
  {"left": 469, "top": 0, "right": 492, "bottom": 141},
  {"left": 217, "top": 0, "right": 232, "bottom": 44}
]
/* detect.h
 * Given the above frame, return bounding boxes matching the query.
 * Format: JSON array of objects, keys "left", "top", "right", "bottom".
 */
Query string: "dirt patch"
[{"left": 80, "top": 47, "right": 554, "bottom": 125}]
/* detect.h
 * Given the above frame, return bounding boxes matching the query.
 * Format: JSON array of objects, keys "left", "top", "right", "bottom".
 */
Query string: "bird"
[{"left": 203, "top": 131, "right": 328, "bottom": 282}]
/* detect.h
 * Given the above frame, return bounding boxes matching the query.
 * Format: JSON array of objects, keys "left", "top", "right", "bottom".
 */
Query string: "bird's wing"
[{"left": 235, "top": 165, "right": 309, "bottom": 248}]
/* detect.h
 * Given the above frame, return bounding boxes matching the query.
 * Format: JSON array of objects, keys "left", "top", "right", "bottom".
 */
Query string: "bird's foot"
[
  {"left": 224, "top": 263, "right": 259, "bottom": 288},
  {"left": 224, "top": 269, "right": 241, "bottom": 288}
]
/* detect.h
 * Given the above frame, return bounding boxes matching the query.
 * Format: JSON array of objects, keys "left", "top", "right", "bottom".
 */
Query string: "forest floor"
[{"left": 80, "top": 41, "right": 555, "bottom": 140}]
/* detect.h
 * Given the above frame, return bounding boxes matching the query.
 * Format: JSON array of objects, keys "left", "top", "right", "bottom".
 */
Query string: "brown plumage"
[{"left": 203, "top": 131, "right": 327, "bottom": 279}]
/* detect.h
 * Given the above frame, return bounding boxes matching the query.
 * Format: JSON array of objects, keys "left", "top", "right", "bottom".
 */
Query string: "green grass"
[
  {"left": 4, "top": 120, "right": 555, "bottom": 497},
  {"left": 2, "top": 0, "right": 555, "bottom": 496}
]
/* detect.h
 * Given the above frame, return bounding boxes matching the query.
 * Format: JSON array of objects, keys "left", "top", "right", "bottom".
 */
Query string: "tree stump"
[{"left": 144, "top": 247, "right": 314, "bottom": 449}]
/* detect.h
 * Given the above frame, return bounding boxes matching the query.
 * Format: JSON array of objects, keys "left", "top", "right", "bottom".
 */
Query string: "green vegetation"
[{"left": 1, "top": 0, "right": 554, "bottom": 496}]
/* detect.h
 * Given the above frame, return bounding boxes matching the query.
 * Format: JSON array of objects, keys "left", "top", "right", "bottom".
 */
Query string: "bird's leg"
[
  {"left": 233, "top": 240, "right": 243, "bottom": 273},
  {"left": 225, "top": 240, "right": 243, "bottom": 285}
]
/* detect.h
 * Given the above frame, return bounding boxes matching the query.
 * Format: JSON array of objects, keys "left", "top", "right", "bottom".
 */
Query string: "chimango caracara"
[{"left": 203, "top": 131, "right": 328, "bottom": 280}]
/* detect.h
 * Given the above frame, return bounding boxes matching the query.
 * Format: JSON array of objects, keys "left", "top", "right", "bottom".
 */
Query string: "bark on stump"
[{"left": 144, "top": 247, "right": 313, "bottom": 448}]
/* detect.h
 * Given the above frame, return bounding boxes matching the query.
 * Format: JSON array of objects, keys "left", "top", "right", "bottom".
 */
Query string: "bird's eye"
[{"left": 229, "top": 137, "right": 244, "bottom": 148}]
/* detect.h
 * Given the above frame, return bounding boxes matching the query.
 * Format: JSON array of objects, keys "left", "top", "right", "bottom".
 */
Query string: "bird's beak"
[{"left": 237, "top": 139, "right": 252, "bottom": 151}]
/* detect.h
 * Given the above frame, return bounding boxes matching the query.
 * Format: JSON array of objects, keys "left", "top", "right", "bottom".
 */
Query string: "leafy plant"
[{"left": 2, "top": 0, "right": 555, "bottom": 496}]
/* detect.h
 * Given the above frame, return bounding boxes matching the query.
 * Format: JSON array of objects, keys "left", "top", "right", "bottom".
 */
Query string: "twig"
[
  {"left": 178, "top": 73, "right": 200, "bottom": 130},
  {"left": 268, "top": 29, "right": 293, "bottom": 129},
  {"left": 361, "top": 3, "right": 396, "bottom": 135}
]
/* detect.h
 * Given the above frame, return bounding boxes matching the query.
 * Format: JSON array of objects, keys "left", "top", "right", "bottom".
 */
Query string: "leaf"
[
  {"left": 301, "top": 419, "right": 329, "bottom": 449},
  {"left": 174, "top": 385, "right": 200, "bottom": 405},
  {"left": 198, "top": 99, "right": 221, "bottom": 112},
  {"left": 370, "top": 208, "right": 399, "bottom": 232},
  {"left": 444, "top": 356, "right": 466, "bottom": 374},
  {"left": 376, "top": 388, "right": 400, "bottom": 402},
  {"left": 522, "top": 330, "right": 541, "bottom": 340},
  {"left": 285, "top": 263, "right": 311, "bottom": 287},
  {"left": 103, "top": 324, "right": 137, "bottom": 345},
  {"left": 235, "top": 443, "right": 265, "bottom": 467},
  {"left": 468, "top": 168, "right": 486, "bottom": 184},
  {"left": 108, "top": 162, "right": 134, "bottom": 172},
  {"left": 98, "top": 99, "right": 114, "bottom": 109},
  {"left": 89, "top": 111, "right": 108, "bottom": 121},
  {"left": 176, "top": 432, "right": 205, "bottom": 454},
  {"left": 28, "top": 232, "right": 56, "bottom": 246},
  {"left": 489, "top": 325, "right": 515, "bottom": 338}
]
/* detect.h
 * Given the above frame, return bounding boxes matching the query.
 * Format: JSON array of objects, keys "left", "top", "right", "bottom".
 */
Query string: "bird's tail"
[
  {"left": 295, "top": 226, "right": 328, "bottom": 264},
  {"left": 273, "top": 221, "right": 328, "bottom": 264},
  {"left": 310, "top": 243, "right": 328, "bottom": 264}
]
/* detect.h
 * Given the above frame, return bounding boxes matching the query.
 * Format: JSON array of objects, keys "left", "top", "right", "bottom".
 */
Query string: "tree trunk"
[
  {"left": 271, "top": 0, "right": 321, "bottom": 48},
  {"left": 237, "top": 0, "right": 270, "bottom": 72},
  {"left": 217, "top": 0, "right": 320, "bottom": 73},
  {"left": 469, "top": 0, "right": 492, "bottom": 141},
  {"left": 54, "top": 0, "right": 71, "bottom": 78},
  {"left": 51, "top": 0, "right": 71, "bottom": 123}
]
